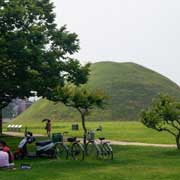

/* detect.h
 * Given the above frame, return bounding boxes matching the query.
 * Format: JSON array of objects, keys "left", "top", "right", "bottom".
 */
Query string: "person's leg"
[{"left": 47, "top": 130, "right": 50, "bottom": 138}]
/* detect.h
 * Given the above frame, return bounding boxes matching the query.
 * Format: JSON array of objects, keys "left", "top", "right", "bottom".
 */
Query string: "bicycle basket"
[
  {"left": 52, "top": 133, "right": 63, "bottom": 143},
  {"left": 86, "top": 131, "right": 95, "bottom": 141}
]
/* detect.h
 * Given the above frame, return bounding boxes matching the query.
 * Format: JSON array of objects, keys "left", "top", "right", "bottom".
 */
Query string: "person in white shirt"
[{"left": 0, "top": 149, "right": 9, "bottom": 168}]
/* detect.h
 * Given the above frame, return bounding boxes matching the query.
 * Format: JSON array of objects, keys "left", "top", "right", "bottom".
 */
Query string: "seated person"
[
  {"left": 0, "top": 149, "right": 9, "bottom": 168},
  {"left": 0, "top": 140, "right": 14, "bottom": 164}
]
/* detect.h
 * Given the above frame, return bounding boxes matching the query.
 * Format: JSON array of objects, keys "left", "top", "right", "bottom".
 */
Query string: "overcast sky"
[{"left": 52, "top": 0, "right": 180, "bottom": 85}]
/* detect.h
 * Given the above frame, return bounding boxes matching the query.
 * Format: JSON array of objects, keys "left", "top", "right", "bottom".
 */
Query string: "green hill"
[{"left": 13, "top": 61, "right": 180, "bottom": 122}]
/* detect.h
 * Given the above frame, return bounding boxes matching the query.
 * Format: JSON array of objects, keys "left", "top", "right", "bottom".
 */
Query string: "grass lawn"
[
  {"left": 3, "top": 121, "right": 175, "bottom": 144},
  {"left": 0, "top": 136, "right": 180, "bottom": 180}
]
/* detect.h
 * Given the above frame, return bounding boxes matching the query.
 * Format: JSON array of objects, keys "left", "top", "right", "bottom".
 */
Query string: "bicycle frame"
[
  {"left": 55, "top": 132, "right": 85, "bottom": 160},
  {"left": 85, "top": 128, "right": 113, "bottom": 160}
]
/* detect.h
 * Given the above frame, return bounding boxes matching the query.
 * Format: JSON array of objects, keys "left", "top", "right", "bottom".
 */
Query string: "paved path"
[{"left": 3, "top": 132, "right": 176, "bottom": 148}]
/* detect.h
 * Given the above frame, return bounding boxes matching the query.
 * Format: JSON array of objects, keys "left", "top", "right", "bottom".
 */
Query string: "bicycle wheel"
[
  {"left": 103, "top": 143, "right": 113, "bottom": 160},
  {"left": 71, "top": 143, "right": 84, "bottom": 160},
  {"left": 55, "top": 143, "right": 68, "bottom": 160},
  {"left": 86, "top": 141, "right": 99, "bottom": 159},
  {"left": 100, "top": 145, "right": 108, "bottom": 160}
]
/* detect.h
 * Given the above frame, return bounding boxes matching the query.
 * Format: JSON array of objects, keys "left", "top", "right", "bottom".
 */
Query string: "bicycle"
[
  {"left": 55, "top": 132, "right": 85, "bottom": 160},
  {"left": 85, "top": 130, "right": 113, "bottom": 160}
]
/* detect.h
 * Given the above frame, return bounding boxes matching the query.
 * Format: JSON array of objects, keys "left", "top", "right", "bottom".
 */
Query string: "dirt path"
[
  {"left": 3, "top": 132, "right": 45, "bottom": 137},
  {"left": 3, "top": 132, "right": 176, "bottom": 148},
  {"left": 109, "top": 140, "right": 176, "bottom": 148}
]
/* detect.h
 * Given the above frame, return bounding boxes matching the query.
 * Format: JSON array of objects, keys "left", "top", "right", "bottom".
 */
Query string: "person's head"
[
  {"left": 0, "top": 140, "right": 7, "bottom": 149},
  {"left": 48, "top": 120, "right": 51, "bottom": 123}
]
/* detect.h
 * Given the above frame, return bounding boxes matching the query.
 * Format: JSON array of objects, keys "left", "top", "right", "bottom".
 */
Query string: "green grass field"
[
  {"left": 1, "top": 136, "right": 180, "bottom": 180},
  {"left": 3, "top": 121, "right": 175, "bottom": 144}
]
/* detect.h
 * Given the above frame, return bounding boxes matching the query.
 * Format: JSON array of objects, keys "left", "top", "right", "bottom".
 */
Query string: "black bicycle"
[{"left": 55, "top": 132, "right": 85, "bottom": 160}]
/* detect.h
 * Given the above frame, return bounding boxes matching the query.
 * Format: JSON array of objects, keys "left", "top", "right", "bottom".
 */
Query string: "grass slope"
[{"left": 14, "top": 61, "right": 180, "bottom": 121}]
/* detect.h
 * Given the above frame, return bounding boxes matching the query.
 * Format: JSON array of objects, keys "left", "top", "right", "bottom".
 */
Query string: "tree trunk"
[
  {"left": 0, "top": 111, "right": 2, "bottom": 136},
  {"left": 176, "top": 133, "right": 180, "bottom": 150},
  {"left": 81, "top": 112, "right": 87, "bottom": 145}
]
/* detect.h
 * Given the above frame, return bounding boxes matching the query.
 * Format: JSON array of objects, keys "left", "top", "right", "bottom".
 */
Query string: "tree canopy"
[
  {"left": 141, "top": 94, "right": 180, "bottom": 149},
  {"left": 52, "top": 84, "right": 107, "bottom": 144},
  {"left": 0, "top": 0, "right": 90, "bottom": 134}
]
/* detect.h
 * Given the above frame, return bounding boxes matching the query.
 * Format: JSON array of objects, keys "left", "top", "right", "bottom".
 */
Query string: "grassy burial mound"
[
  {"left": 13, "top": 61, "right": 180, "bottom": 122},
  {"left": 87, "top": 61, "right": 180, "bottom": 120}
]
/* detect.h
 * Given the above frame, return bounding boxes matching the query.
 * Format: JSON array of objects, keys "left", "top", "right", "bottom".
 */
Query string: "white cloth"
[{"left": 0, "top": 151, "right": 9, "bottom": 167}]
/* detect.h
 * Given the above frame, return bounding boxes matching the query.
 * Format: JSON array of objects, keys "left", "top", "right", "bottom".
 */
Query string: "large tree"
[
  {"left": 0, "top": 0, "right": 90, "bottom": 135},
  {"left": 52, "top": 84, "right": 107, "bottom": 144},
  {"left": 141, "top": 94, "right": 180, "bottom": 149}
]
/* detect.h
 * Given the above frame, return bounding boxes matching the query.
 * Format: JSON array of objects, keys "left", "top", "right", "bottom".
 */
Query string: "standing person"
[{"left": 43, "top": 119, "right": 51, "bottom": 138}]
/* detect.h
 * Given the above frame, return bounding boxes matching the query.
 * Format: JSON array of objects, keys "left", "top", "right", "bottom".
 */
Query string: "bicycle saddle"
[
  {"left": 99, "top": 137, "right": 105, "bottom": 141},
  {"left": 67, "top": 137, "right": 77, "bottom": 142}
]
